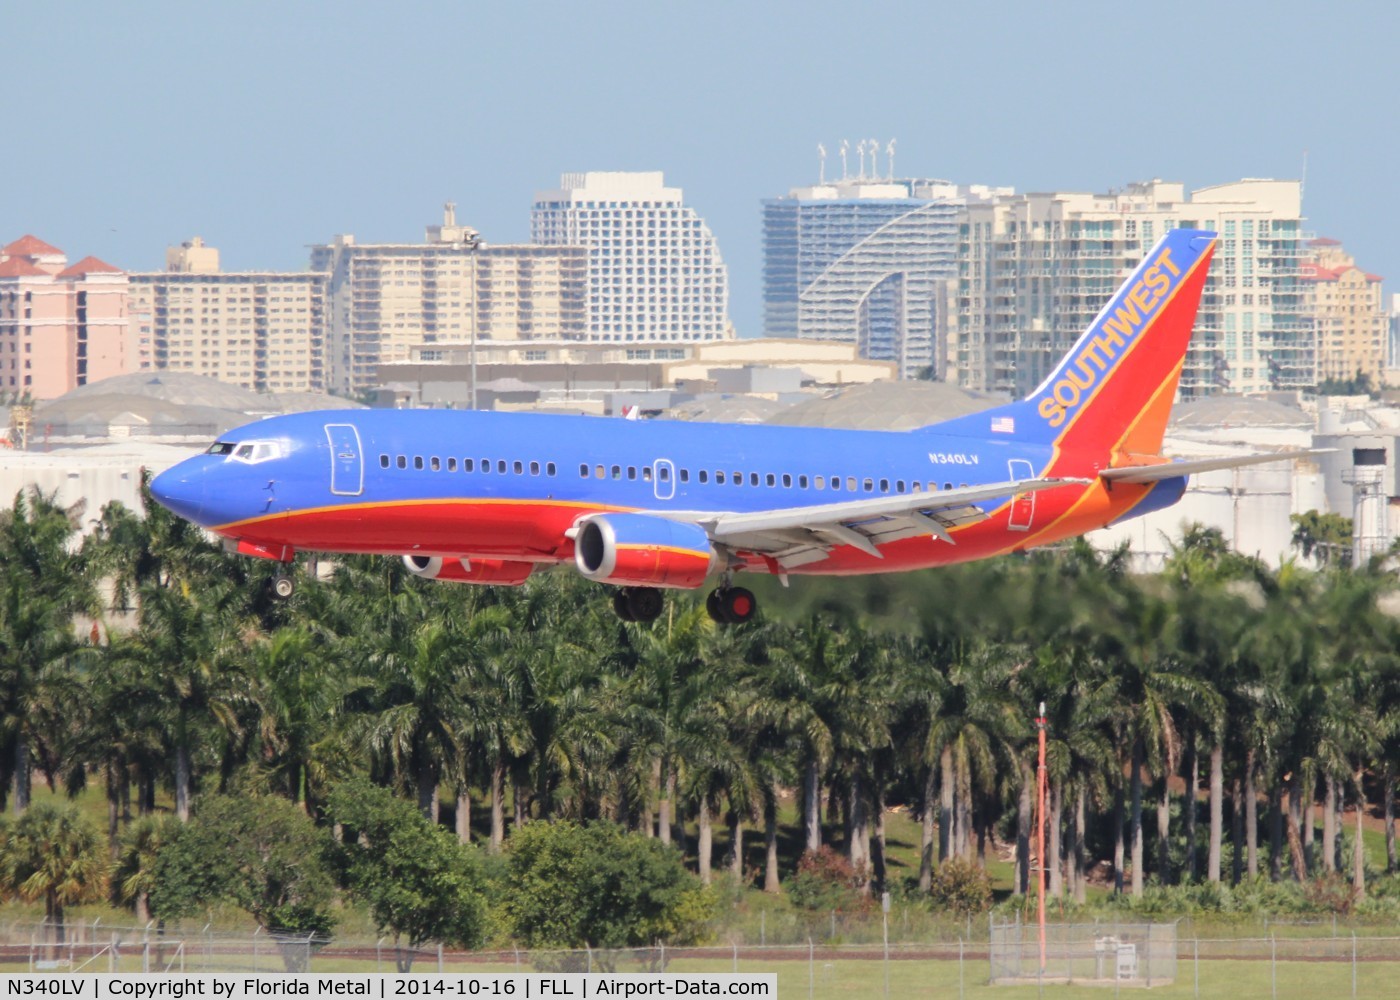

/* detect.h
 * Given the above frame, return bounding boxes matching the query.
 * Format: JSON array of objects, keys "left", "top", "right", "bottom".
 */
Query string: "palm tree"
[
  {"left": 0, "top": 802, "right": 110, "bottom": 945},
  {"left": 111, "top": 815, "right": 179, "bottom": 922}
]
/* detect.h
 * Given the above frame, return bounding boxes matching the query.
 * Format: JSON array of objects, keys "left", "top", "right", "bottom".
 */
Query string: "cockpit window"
[
  {"left": 229, "top": 440, "right": 284, "bottom": 465},
  {"left": 207, "top": 442, "right": 235, "bottom": 455}
]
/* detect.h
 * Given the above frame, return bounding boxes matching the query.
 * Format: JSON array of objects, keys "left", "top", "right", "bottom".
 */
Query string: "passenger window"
[
  {"left": 750, "top": 472, "right": 759, "bottom": 486},
  {"left": 642, "top": 467, "right": 652, "bottom": 482},
  {"left": 879, "top": 478, "right": 889, "bottom": 492},
  {"left": 944, "top": 482, "right": 953, "bottom": 491},
  {"left": 911, "top": 481, "right": 921, "bottom": 492},
  {"left": 715, "top": 471, "right": 724, "bottom": 484},
  {"left": 783, "top": 474, "right": 793, "bottom": 488},
  {"left": 580, "top": 464, "right": 590, "bottom": 478},
  {"left": 447, "top": 458, "right": 457, "bottom": 472},
  {"left": 863, "top": 479, "right": 874, "bottom": 492},
  {"left": 677, "top": 469, "right": 687, "bottom": 483},
  {"left": 627, "top": 466, "right": 637, "bottom": 480},
  {"left": 960, "top": 482, "right": 967, "bottom": 489},
  {"left": 414, "top": 456, "right": 424, "bottom": 470},
  {"left": 611, "top": 465, "right": 621, "bottom": 479},
  {"left": 895, "top": 480, "right": 904, "bottom": 493},
  {"left": 847, "top": 477, "right": 857, "bottom": 491},
  {"left": 734, "top": 472, "right": 744, "bottom": 486},
  {"left": 547, "top": 463, "right": 556, "bottom": 476},
  {"left": 765, "top": 473, "right": 776, "bottom": 487},
  {"left": 596, "top": 465, "right": 605, "bottom": 478},
  {"left": 396, "top": 455, "right": 407, "bottom": 469},
  {"left": 379, "top": 454, "right": 389, "bottom": 469},
  {"left": 464, "top": 458, "right": 474, "bottom": 472},
  {"left": 482, "top": 460, "right": 492, "bottom": 474},
  {"left": 831, "top": 477, "right": 841, "bottom": 491},
  {"left": 498, "top": 460, "right": 507, "bottom": 474},
  {"left": 530, "top": 461, "right": 540, "bottom": 475},
  {"left": 430, "top": 457, "right": 441, "bottom": 471},
  {"left": 813, "top": 475, "right": 823, "bottom": 489},
  {"left": 513, "top": 461, "right": 523, "bottom": 475}
]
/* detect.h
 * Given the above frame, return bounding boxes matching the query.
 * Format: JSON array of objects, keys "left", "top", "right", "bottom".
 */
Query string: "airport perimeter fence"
[{"left": 8, "top": 920, "right": 1400, "bottom": 996}]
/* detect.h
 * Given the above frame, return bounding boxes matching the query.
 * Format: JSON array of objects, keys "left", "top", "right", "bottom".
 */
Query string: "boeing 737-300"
[{"left": 150, "top": 228, "right": 1312, "bottom": 623}]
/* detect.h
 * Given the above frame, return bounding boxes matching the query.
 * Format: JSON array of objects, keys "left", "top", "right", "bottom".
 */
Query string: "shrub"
[
  {"left": 928, "top": 858, "right": 992, "bottom": 917},
  {"left": 787, "top": 847, "right": 871, "bottom": 914}
]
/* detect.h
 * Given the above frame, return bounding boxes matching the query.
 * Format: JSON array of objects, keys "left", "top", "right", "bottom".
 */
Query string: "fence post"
[
  {"left": 1193, "top": 937, "right": 1199, "bottom": 999},
  {"left": 437, "top": 942, "right": 444, "bottom": 973},
  {"left": 760, "top": 911, "right": 765, "bottom": 947},
  {"left": 1270, "top": 934, "right": 1277, "bottom": 1000},
  {"left": 958, "top": 937, "right": 964, "bottom": 1000},
  {"left": 732, "top": 941, "right": 738, "bottom": 974},
  {"left": 1352, "top": 932, "right": 1357, "bottom": 998},
  {"left": 808, "top": 937, "right": 814, "bottom": 1000},
  {"left": 586, "top": 944, "right": 592, "bottom": 974}
]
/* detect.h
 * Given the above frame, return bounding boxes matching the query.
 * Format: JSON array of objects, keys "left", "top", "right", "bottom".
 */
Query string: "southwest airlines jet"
[{"left": 150, "top": 229, "right": 1303, "bottom": 624}]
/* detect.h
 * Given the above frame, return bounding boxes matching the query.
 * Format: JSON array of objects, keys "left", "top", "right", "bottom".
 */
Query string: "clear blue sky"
[{"left": 5, "top": 1, "right": 1397, "bottom": 338}]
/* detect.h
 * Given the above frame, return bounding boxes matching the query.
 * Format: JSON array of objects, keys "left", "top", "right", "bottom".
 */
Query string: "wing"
[
  {"left": 1100, "top": 449, "right": 1330, "bottom": 485},
  {"left": 693, "top": 477, "right": 1088, "bottom": 570}
]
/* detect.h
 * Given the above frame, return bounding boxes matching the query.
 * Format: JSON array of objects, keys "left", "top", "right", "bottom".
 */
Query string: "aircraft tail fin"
[{"left": 932, "top": 228, "right": 1217, "bottom": 461}]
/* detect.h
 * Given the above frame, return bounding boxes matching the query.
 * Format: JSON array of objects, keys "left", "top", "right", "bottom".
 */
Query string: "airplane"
[{"left": 150, "top": 228, "right": 1314, "bottom": 624}]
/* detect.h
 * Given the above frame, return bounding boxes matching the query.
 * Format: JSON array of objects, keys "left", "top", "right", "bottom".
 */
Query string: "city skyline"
[{"left": 5, "top": 2, "right": 1397, "bottom": 341}]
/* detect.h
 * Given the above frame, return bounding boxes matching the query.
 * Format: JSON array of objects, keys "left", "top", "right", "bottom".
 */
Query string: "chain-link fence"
[{"left": 7, "top": 920, "right": 1400, "bottom": 997}]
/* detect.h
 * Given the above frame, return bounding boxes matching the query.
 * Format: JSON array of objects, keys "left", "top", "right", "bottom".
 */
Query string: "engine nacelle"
[
  {"left": 402, "top": 555, "right": 534, "bottom": 586},
  {"left": 573, "top": 513, "right": 714, "bottom": 589}
]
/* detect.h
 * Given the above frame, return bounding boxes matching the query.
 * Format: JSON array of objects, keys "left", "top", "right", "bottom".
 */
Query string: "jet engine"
[
  {"left": 402, "top": 555, "right": 534, "bottom": 586},
  {"left": 573, "top": 513, "right": 714, "bottom": 589}
]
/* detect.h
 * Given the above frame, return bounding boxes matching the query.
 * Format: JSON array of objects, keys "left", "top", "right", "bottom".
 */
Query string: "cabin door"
[
  {"left": 1007, "top": 458, "right": 1035, "bottom": 531},
  {"left": 326, "top": 423, "right": 364, "bottom": 496}
]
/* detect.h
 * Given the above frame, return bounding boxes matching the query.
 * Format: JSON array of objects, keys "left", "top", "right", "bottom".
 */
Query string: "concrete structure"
[
  {"left": 531, "top": 172, "right": 730, "bottom": 342},
  {"left": 376, "top": 337, "right": 895, "bottom": 410},
  {"left": 311, "top": 206, "right": 587, "bottom": 395},
  {"left": 0, "top": 235, "right": 134, "bottom": 400},
  {"left": 1302, "top": 238, "right": 1386, "bottom": 387},
  {"left": 954, "top": 179, "right": 1310, "bottom": 399},
  {"left": 763, "top": 178, "right": 1009, "bottom": 378},
  {"left": 128, "top": 238, "right": 329, "bottom": 393}
]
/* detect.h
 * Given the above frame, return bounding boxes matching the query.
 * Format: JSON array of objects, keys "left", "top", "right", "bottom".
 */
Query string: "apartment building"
[
  {"left": 954, "top": 179, "right": 1310, "bottom": 398},
  {"left": 762, "top": 178, "right": 1010, "bottom": 378},
  {"left": 311, "top": 206, "right": 587, "bottom": 395},
  {"left": 128, "top": 238, "right": 328, "bottom": 393},
  {"left": 1302, "top": 238, "right": 1386, "bottom": 387},
  {"left": 0, "top": 235, "right": 132, "bottom": 400},
  {"left": 531, "top": 172, "right": 731, "bottom": 343}
]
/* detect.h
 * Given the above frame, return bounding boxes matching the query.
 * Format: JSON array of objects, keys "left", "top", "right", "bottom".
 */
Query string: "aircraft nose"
[{"left": 149, "top": 464, "right": 209, "bottom": 524}]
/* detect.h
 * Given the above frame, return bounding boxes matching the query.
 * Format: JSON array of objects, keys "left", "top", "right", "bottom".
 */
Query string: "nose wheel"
[
  {"left": 269, "top": 571, "right": 296, "bottom": 600},
  {"left": 612, "top": 586, "right": 664, "bottom": 623},
  {"left": 706, "top": 586, "right": 756, "bottom": 625}
]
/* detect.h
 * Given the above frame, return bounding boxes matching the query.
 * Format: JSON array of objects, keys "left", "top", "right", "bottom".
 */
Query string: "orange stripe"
[{"left": 214, "top": 496, "right": 637, "bottom": 533}]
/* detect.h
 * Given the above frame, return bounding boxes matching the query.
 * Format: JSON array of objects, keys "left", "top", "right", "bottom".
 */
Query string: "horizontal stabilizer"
[{"left": 1100, "top": 449, "right": 1331, "bottom": 485}]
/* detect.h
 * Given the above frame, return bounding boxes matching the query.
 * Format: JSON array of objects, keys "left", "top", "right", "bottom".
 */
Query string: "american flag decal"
[{"left": 991, "top": 416, "right": 1015, "bottom": 434}]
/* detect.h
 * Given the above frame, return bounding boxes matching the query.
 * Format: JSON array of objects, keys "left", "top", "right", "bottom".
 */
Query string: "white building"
[
  {"left": 531, "top": 172, "right": 731, "bottom": 343},
  {"left": 955, "top": 179, "right": 1310, "bottom": 399}
]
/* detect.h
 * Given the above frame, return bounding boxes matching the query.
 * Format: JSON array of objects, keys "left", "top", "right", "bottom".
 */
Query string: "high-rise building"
[
  {"left": 954, "top": 179, "right": 1309, "bottom": 398},
  {"left": 128, "top": 238, "right": 329, "bottom": 393},
  {"left": 312, "top": 206, "right": 588, "bottom": 396},
  {"left": 1389, "top": 293, "right": 1400, "bottom": 375},
  {"left": 762, "top": 179, "right": 1009, "bottom": 378},
  {"left": 531, "top": 172, "right": 730, "bottom": 342},
  {"left": 1302, "top": 238, "right": 1386, "bottom": 388},
  {"left": 0, "top": 235, "right": 133, "bottom": 400}
]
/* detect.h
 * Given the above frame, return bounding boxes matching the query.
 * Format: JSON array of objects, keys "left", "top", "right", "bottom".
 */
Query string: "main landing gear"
[
  {"left": 706, "top": 586, "right": 757, "bottom": 625},
  {"left": 613, "top": 586, "right": 664, "bottom": 623}
]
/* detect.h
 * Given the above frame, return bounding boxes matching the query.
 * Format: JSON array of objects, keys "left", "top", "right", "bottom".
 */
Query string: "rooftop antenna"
[
  {"left": 886, "top": 139, "right": 897, "bottom": 180},
  {"left": 839, "top": 139, "right": 849, "bottom": 180},
  {"left": 818, "top": 143, "right": 827, "bottom": 184},
  {"left": 855, "top": 140, "right": 866, "bottom": 179},
  {"left": 868, "top": 138, "right": 880, "bottom": 179}
]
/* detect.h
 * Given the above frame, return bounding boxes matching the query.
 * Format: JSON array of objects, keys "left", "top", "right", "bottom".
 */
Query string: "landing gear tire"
[
  {"left": 612, "top": 589, "right": 637, "bottom": 622},
  {"left": 620, "top": 586, "right": 664, "bottom": 624},
  {"left": 707, "top": 586, "right": 757, "bottom": 625},
  {"left": 270, "top": 572, "right": 296, "bottom": 600}
]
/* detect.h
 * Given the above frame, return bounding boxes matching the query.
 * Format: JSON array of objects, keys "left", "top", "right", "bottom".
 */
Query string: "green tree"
[
  {"left": 503, "top": 820, "right": 713, "bottom": 961},
  {"left": 327, "top": 779, "right": 487, "bottom": 970},
  {"left": 1290, "top": 511, "right": 1353, "bottom": 568},
  {"left": 0, "top": 802, "right": 110, "bottom": 945},
  {"left": 112, "top": 815, "right": 180, "bottom": 923},
  {"left": 149, "top": 794, "right": 335, "bottom": 952}
]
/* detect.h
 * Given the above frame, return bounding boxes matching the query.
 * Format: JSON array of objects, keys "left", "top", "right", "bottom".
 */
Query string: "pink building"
[{"left": 0, "top": 235, "right": 134, "bottom": 400}]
